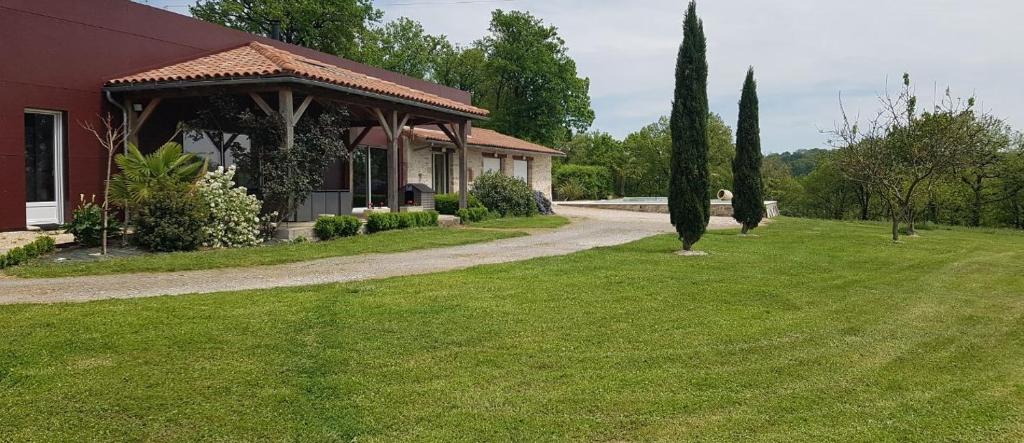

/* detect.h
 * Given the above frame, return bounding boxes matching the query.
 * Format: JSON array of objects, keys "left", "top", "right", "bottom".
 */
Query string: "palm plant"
[{"left": 109, "top": 142, "right": 207, "bottom": 205}]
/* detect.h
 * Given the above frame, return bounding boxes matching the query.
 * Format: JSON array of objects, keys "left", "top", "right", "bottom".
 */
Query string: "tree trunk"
[
  {"left": 970, "top": 185, "right": 983, "bottom": 227},
  {"left": 857, "top": 186, "right": 871, "bottom": 220},
  {"left": 741, "top": 224, "right": 749, "bottom": 235},
  {"left": 891, "top": 216, "right": 900, "bottom": 242},
  {"left": 101, "top": 151, "right": 113, "bottom": 255},
  {"left": 903, "top": 205, "right": 917, "bottom": 236},
  {"left": 682, "top": 239, "right": 693, "bottom": 251}
]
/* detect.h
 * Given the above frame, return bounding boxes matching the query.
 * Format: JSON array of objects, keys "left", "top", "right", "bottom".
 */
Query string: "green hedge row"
[
  {"left": 366, "top": 211, "right": 439, "bottom": 233},
  {"left": 553, "top": 164, "right": 613, "bottom": 200},
  {"left": 434, "top": 193, "right": 483, "bottom": 215},
  {"left": 0, "top": 236, "right": 56, "bottom": 269},
  {"left": 314, "top": 215, "right": 362, "bottom": 240},
  {"left": 456, "top": 207, "right": 498, "bottom": 224}
]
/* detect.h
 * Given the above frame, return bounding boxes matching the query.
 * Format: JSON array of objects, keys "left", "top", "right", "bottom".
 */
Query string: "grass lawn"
[
  {"left": 467, "top": 214, "right": 571, "bottom": 229},
  {"left": 2, "top": 218, "right": 1024, "bottom": 441},
  {"left": 5, "top": 227, "right": 524, "bottom": 279}
]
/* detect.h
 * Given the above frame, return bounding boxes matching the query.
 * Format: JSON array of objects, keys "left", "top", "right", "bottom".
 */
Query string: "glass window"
[
  {"left": 432, "top": 152, "right": 448, "bottom": 193},
  {"left": 24, "top": 113, "right": 57, "bottom": 203},
  {"left": 183, "top": 131, "right": 249, "bottom": 169},
  {"left": 482, "top": 156, "right": 501, "bottom": 175},
  {"left": 369, "top": 147, "right": 389, "bottom": 208},
  {"left": 513, "top": 159, "right": 529, "bottom": 182},
  {"left": 352, "top": 147, "right": 389, "bottom": 208}
]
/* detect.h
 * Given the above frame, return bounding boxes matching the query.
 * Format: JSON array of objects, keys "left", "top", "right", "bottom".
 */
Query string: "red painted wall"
[{"left": 0, "top": 0, "right": 473, "bottom": 230}]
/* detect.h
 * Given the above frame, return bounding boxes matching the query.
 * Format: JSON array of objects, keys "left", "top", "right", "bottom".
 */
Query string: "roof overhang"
[
  {"left": 420, "top": 137, "right": 566, "bottom": 158},
  {"left": 104, "top": 75, "right": 488, "bottom": 121}
]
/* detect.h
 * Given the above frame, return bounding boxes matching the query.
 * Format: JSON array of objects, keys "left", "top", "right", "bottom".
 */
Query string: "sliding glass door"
[
  {"left": 24, "top": 110, "right": 64, "bottom": 225},
  {"left": 352, "top": 147, "right": 390, "bottom": 209}
]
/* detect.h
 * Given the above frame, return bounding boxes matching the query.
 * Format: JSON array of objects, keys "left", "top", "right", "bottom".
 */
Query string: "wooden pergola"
[{"left": 104, "top": 41, "right": 487, "bottom": 214}]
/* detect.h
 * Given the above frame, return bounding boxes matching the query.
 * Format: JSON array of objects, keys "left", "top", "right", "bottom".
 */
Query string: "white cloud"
[
  {"left": 379, "top": 0, "right": 1024, "bottom": 152},
  {"left": 148, "top": 0, "right": 1024, "bottom": 153}
]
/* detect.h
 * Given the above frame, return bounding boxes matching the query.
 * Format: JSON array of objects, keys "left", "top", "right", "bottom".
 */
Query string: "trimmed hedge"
[
  {"left": 457, "top": 207, "right": 498, "bottom": 224},
  {"left": 434, "top": 193, "right": 483, "bottom": 215},
  {"left": 553, "top": 164, "right": 612, "bottom": 200},
  {"left": 471, "top": 172, "right": 538, "bottom": 217},
  {"left": 366, "top": 211, "right": 439, "bottom": 233},
  {"left": 0, "top": 236, "right": 56, "bottom": 269},
  {"left": 314, "top": 215, "right": 362, "bottom": 240}
]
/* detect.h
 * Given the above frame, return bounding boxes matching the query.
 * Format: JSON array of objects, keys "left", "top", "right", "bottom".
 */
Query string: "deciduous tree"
[{"left": 191, "top": 0, "right": 381, "bottom": 58}]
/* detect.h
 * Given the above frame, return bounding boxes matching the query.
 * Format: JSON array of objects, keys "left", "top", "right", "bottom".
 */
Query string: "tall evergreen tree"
[
  {"left": 670, "top": 1, "right": 710, "bottom": 252},
  {"left": 732, "top": 68, "right": 765, "bottom": 234}
]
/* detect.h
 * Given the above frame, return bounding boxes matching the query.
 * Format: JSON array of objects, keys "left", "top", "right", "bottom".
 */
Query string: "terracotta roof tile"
[
  {"left": 107, "top": 42, "right": 488, "bottom": 117},
  {"left": 408, "top": 127, "right": 565, "bottom": 156}
]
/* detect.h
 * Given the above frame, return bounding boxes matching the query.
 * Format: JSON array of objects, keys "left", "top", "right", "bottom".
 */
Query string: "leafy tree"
[
  {"left": 731, "top": 68, "right": 764, "bottom": 234},
  {"left": 955, "top": 115, "right": 1024, "bottom": 226},
  {"left": 433, "top": 45, "right": 487, "bottom": 93},
  {"left": 832, "top": 74, "right": 978, "bottom": 241},
  {"left": 190, "top": 0, "right": 381, "bottom": 58},
  {"left": 798, "top": 155, "right": 858, "bottom": 219},
  {"left": 356, "top": 18, "right": 451, "bottom": 79},
  {"left": 620, "top": 114, "right": 732, "bottom": 198},
  {"left": 184, "top": 95, "right": 350, "bottom": 225},
  {"left": 706, "top": 113, "right": 735, "bottom": 196},
  {"left": 622, "top": 117, "right": 672, "bottom": 196},
  {"left": 474, "top": 10, "right": 594, "bottom": 145},
  {"left": 557, "top": 132, "right": 626, "bottom": 194},
  {"left": 669, "top": 1, "right": 710, "bottom": 252}
]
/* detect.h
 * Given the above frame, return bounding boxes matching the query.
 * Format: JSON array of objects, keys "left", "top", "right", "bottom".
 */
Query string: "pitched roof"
[
  {"left": 106, "top": 42, "right": 488, "bottom": 117},
  {"left": 408, "top": 127, "right": 565, "bottom": 156}
]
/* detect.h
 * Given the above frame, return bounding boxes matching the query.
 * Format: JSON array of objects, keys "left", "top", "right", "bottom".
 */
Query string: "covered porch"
[{"left": 103, "top": 42, "right": 488, "bottom": 222}]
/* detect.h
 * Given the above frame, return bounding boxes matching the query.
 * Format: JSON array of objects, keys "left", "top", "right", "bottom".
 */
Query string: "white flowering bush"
[{"left": 197, "top": 166, "right": 263, "bottom": 248}]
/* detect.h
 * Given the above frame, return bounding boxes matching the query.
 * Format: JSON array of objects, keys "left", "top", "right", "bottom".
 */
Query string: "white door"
[{"left": 24, "top": 110, "right": 64, "bottom": 226}]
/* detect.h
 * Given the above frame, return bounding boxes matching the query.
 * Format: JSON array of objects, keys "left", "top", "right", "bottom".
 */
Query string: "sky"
[{"left": 145, "top": 0, "right": 1024, "bottom": 153}]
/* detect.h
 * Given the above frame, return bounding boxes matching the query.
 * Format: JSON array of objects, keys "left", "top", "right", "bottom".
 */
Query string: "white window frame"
[
  {"left": 24, "top": 109, "right": 65, "bottom": 226},
  {"left": 482, "top": 156, "right": 501, "bottom": 175},
  {"left": 513, "top": 158, "right": 529, "bottom": 183}
]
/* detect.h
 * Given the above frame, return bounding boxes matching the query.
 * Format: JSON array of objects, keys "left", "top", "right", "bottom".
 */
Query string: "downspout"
[{"left": 104, "top": 90, "right": 130, "bottom": 245}]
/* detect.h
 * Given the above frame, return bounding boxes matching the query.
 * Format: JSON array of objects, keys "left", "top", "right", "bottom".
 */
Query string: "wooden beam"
[
  {"left": 456, "top": 121, "right": 469, "bottom": 209},
  {"left": 436, "top": 123, "right": 457, "bottom": 144},
  {"left": 345, "top": 126, "right": 372, "bottom": 151},
  {"left": 388, "top": 110, "right": 402, "bottom": 212},
  {"left": 279, "top": 89, "right": 295, "bottom": 149},
  {"left": 293, "top": 95, "right": 314, "bottom": 124},
  {"left": 131, "top": 98, "right": 161, "bottom": 136},
  {"left": 124, "top": 99, "right": 139, "bottom": 147},
  {"left": 371, "top": 107, "right": 392, "bottom": 139},
  {"left": 249, "top": 93, "right": 274, "bottom": 116}
]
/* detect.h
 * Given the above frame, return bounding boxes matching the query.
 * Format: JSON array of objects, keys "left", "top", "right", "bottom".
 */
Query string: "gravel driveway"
[{"left": 0, "top": 206, "right": 739, "bottom": 305}]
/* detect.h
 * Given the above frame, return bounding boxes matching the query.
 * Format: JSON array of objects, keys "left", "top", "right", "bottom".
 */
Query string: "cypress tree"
[
  {"left": 732, "top": 67, "right": 765, "bottom": 234},
  {"left": 669, "top": 1, "right": 710, "bottom": 252}
]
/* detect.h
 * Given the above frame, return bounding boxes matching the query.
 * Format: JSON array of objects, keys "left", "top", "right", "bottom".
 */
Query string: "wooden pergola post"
[
  {"left": 372, "top": 108, "right": 410, "bottom": 212},
  {"left": 437, "top": 120, "right": 470, "bottom": 209}
]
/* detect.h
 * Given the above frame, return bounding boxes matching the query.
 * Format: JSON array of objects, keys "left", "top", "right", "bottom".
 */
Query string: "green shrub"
[
  {"left": 553, "top": 164, "right": 612, "bottom": 200},
  {"left": 132, "top": 185, "right": 210, "bottom": 252},
  {"left": 434, "top": 193, "right": 483, "bottom": 215},
  {"left": 470, "top": 172, "right": 538, "bottom": 217},
  {"left": 314, "top": 215, "right": 362, "bottom": 240},
  {"left": 63, "top": 196, "right": 120, "bottom": 248},
  {"left": 457, "top": 207, "right": 497, "bottom": 224},
  {"left": 366, "top": 211, "right": 439, "bottom": 233},
  {"left": 0, "top": 236, "right": 56, "bottom": 269}
]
